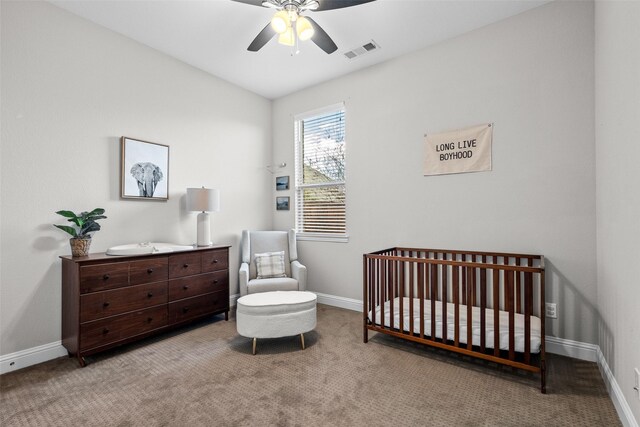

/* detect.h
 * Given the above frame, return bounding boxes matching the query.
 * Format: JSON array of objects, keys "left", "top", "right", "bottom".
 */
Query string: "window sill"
[{"left": 296, "top": 233, "right": 349, "bottom": 243}]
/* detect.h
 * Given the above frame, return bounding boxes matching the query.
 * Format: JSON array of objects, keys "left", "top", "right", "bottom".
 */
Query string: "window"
[{"left": 294, "top": 103, "right": 347, "bottom": 242}]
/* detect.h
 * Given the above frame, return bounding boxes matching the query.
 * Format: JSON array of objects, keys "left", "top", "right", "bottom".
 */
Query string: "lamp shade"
[
  {"left": 186, "top": 188, "right": 220, "bottom": 212},
  {"left": 296, "top": 16, "right": 314, "bottom": 41}
]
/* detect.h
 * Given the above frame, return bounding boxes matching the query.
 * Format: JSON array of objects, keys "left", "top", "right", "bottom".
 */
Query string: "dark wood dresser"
[{"left": 61, "top": 245, "right": 230, "bottom": 366}]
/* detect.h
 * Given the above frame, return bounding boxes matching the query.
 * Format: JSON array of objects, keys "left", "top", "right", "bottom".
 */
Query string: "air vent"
[{"left": 343, "top": 40, "right": 380, "bottom": 60}]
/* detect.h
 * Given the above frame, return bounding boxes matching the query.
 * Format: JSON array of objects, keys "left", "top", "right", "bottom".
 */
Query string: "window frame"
[{"left": 294, "top": 102, "right": 348, "bottom": 243}]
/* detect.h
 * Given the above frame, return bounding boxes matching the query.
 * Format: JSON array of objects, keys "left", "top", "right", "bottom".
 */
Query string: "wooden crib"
[{"left": 363, "top": 247, "right": 546, "bottom": 393}]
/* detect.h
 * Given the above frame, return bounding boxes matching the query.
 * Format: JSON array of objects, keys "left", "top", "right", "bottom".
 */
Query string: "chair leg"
[
  {"left": 252, "top": 337, "right": 257, "bottom": 355},
  {"left": 300, "top": 333, "right": 305, "bottom": 350}
]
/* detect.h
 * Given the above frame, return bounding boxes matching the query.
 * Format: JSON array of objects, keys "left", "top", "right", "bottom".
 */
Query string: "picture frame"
[
  {"left": 276, "top": 196, "right": 290, "bottom": 211},
  {"left": 276, "top": 175, "right": 290, "bottom": 191},
  {"left": 121, "top": 137, "right": 169, "bottom": 201}
]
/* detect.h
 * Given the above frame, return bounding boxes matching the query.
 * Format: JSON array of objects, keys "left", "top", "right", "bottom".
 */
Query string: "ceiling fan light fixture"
[
  {"left": 261, "top": 0, "right": 280, "bottom": 8},
  {"left": 278, "top": 26, "right": 295, "bottom": 46},
  {"left": 301, "top": 0, "right": 319, "bottom": 11},
  {"left": 271, "top": 10, "right": 290, "bottom": 34},
  {"left": 296, "top": 16, "right": 314, "bottom": 41}
]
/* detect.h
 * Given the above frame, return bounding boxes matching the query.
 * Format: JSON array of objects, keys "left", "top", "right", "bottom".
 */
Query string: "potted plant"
[{"left": 54, "top": 208, "right": 107, "bottom": 257}]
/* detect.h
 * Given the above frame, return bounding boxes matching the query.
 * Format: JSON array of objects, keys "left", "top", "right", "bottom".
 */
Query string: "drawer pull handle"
[
  {"left": 147, "top": 268, "right": 154, "bottom": 274},
  {"left": 213, "top": 280, "right": 218, "bottom": 284},
  {"left": 147, "top": 292, "right": 153, "bottom": 298},
  {"left": 183, "top": 263, "right": 189, "bottom": 268},
  {"left": 102, "top": 328, "right": 109, "bottom": 334},
  {"left": 183, "top": 307, "right": 189, "bottom": 313},
  {"left": 183, "top": 285, "right": 189, "bottom": 290},
  {"left": 212, "top": 260, "right": 218, "bottom": 264},
  {"left": 147, "top": 317, "right": 153, "bottom": 323},
  {"left": 103, "top": 302, "right": 110, "bottom": 308},
  {"left": 103, "top": 274, "right": 110, "bottom": 280}
]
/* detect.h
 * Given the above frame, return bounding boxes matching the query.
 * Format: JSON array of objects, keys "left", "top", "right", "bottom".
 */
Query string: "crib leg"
[
  {"left": 363, "top": 323, "right": 369, "bottom": 343},
  {"left": 540, "top": 359, "right": 547, "bottom": 393}
]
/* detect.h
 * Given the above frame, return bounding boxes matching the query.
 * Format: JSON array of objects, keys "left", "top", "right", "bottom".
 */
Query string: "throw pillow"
[{"left": 255, "top": 251, "right": 286, "bottom": 279}]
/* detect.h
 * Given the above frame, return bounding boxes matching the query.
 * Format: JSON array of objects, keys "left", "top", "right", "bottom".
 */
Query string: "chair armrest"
[
  {"left": 239, "top": 262, "right": 250, "bottom": 296},
  {"left": 291, "top": 260, "right": 307, "bottom": 292}
]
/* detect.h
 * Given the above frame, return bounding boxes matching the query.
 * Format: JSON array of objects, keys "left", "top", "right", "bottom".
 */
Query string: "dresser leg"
[
  {"left": 225, "top": 311, "right": 229, "bottom": 321},
  {"left": 78, "top": 356, "right": 87, "bottom": 367}
]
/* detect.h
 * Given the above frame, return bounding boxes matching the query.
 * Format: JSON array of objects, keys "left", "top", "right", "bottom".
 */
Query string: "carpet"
[{"left": 0, "top": 304, "right": 621, "bottom": 426}]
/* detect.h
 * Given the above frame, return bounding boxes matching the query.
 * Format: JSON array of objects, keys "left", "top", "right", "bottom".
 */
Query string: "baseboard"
[
  {"left": 546, "top": 336, "right": 598, "bottom": 362},
  {"left": 0, "top": 341, "right": 67, "bottom": 375},
  {"left": 230, "top": 293, "right": 239, "bottom": 307},
  {"left": 597, "top": 348, "right": 639, "bottom": 427},
  {"left": 314, "top": 292, "right": 362, "bottom": 312}
]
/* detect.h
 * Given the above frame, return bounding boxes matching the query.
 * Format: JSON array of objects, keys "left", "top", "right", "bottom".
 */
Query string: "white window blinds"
[{"left": 295, "top": 104, "right": 346, "bottom": 239}]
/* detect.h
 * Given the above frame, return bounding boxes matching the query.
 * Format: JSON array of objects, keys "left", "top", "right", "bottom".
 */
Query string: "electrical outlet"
[
  {"left": 634, "top": 368, "right": 640, "bottom": 401},
  {"left": 545, "top": 303, "right": 557, "bottom": 318}
]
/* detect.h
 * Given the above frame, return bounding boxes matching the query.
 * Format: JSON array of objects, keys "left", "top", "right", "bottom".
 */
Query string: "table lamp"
[{"left": 186, "top": 187, "right": 220, "bottom": 246}]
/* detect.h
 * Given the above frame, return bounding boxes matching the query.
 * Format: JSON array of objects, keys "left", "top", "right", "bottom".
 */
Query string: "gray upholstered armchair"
[{"left": 239, "top": 229, "right": 307, "bottom": 296}]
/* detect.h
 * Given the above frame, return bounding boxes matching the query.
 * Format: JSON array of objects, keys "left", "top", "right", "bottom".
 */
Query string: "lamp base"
[{"left": 196, "top": 212, "right": 212, "bottom": 247}]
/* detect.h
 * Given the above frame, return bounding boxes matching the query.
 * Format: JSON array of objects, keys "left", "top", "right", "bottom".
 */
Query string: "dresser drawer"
[
  {"left": 130, "top": 257, "right": 168, "bottom": 285},
  {"left": 80, "top": 282, "right": 168, "bottom": 323},
  {"left": 201, "top": 249, "right": 229, "bottom": 273},
  {"left": 168, "top": 291, "right": 227, "bottom": 324},
  {"left": 168, "top": 271, "right": 228, "bottom": 301},
  {"left": 80, "top": 262, "right": 129, "bottom": 294},
  {"left": 80, "top": 306, "right": 167, "bottom": 351},
  {"left": 169, "top": 253, "right": 202, "bottom": 278}
]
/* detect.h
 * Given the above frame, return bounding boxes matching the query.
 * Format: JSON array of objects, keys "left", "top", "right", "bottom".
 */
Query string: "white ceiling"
[{"left": 50, "top": 0, "right": 550, "bottom": 99}]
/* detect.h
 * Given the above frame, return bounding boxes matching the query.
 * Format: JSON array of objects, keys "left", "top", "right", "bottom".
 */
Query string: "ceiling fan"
[{"left": 232, "top": 0, "right": 376, "bottom": 54}]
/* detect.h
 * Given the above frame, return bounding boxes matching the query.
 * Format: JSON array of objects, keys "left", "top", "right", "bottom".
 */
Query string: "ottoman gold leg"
[
  {"left": 252, "top": 337, "right": 257, "bottom": 355},
  {"left": 300, "top": 333, "right": 305, "bottom": 350}
]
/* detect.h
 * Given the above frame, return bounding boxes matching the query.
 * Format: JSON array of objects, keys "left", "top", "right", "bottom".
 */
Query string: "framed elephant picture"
[{"left": 120, "top": 137, "right": 169, "bottom": 201}]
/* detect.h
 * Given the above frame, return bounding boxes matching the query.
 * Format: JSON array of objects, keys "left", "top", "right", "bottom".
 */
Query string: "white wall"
[
  {"left": 273, "top": 1, "right": 597, "bottom": 344},
  {"left": 595, "top": 0, "right": 640, "bottom": 421},
  {"left": 0, "top": 1, "right": 272, "bottom": 356}
]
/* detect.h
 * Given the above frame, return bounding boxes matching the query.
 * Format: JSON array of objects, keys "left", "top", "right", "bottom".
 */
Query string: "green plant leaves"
[
  {"left": 53, "top": 224, "right": 78, "bottom": 237},
  {"left": 54, "top": 208, "right": 107, "bottom": 238}
]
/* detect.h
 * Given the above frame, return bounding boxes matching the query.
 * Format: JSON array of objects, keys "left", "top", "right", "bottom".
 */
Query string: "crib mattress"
[{"left": 369, "top": 297, "right": 541, "bottom": 354}]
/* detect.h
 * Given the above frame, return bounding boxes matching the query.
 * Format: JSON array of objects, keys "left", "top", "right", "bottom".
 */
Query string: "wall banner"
[{"left": 424, "top": 123, "right": 493, "bottom": 176}]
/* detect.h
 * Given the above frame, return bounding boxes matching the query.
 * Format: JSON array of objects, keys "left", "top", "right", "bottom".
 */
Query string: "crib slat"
[
  {"left": 453, "top": 261, "right": 460, "bottom": 347},
  {"left": 493, "top": 268, "right": 500, "bottom": 356},
  {"left": 431, "top": 263, "right": 437, "bottom": 341},
  {"left": 418, "top": 261, "right": 425, "bottom": 339},
  {"left": 462, "top": 257, "right": 467, "bottom": 305},
  {"left": 442, "top": 256, "right": 448, "bottom": 342},
  {"left": 480, "top": 257, "right": 487, "bottom": 352},
  {"left": 399, "top": 261, "right": 405, "bottom": 335},
  {"left": 516, "top": 264, "right": 522, "bottom": 314},
  {"left": 409, "top": 255, "right": 414, "bottom": 335},
  {"left": 506, "top": 269, "right": 515, "bottom": 360},
  {"left": 524, "top": 259, "right": 533, "bottom": 364},
  {"left": 371, "top": 258, "right": 375, "bottom": 327},
  {"left": 380, "top": 259, "right": 385, "bottom": 330},
  {"left": 467, "top": 267, "right": 473, "bottom": 350},
  {"left": 389, "top": 260, "right": 395, "bottom": 330}
]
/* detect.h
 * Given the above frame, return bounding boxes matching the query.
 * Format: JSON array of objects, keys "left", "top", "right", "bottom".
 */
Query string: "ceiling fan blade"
[
  {"left": 314, "top": 0, "right": 376, "bottom": 11},
  {"left": 230, "top": 0, "right": 264, "bottom": 7},
  {"left": 306, "top": 17, "right": 337, "bottom": 54},
  {"left": 248, "top": 23, "right": 277, "bottom": 52}
]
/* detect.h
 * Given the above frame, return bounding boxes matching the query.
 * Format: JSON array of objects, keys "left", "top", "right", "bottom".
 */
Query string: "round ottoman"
[{"left": 236, "top": 291, "right": 317, "bottom": 355}]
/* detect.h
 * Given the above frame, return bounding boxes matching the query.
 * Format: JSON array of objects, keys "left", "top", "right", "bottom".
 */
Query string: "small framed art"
[
  {"left": 121, "top": 137, "right": 169, "bottom": 201},
  {"left": 276, "top": 175, "right": 289, "bottom": 191},
  {"left": 276, "top": 196, "right": 290, "bottom": 211}
]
